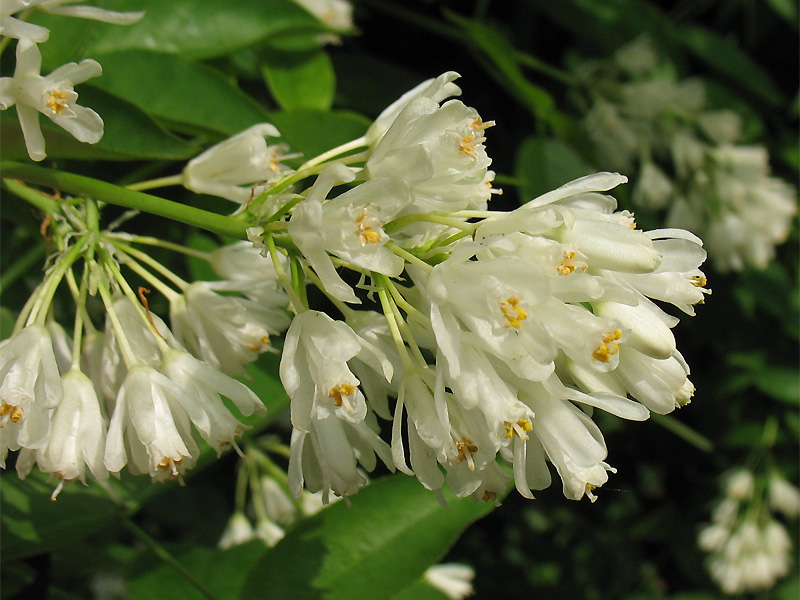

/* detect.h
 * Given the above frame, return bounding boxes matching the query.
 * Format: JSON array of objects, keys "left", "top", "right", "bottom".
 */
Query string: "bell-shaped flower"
[
  {"left": 104, "top": 365, "right": 198, "bottom": 482},
  {"left": 0, "top": 39, "right": 103, "bottom": 161},
  {"left": 183, "top": 123, "right": 293, "bottom": 205},
  {"left": 1, "top": 1, "right": 50, "bottom": 42},
  {"left": 423, "top": 563, "right": 475, "bottom": 600},
  {"left": 280, "top": 310, "right": 392, "bottom": 431},
  {"left": 29, "top": 369, "right": 108, "bottom": 496},
  {"left": 208, "top": 241, "right": 289, "bottom": 306},
  {"left": 170, "top": 280, "right": 291, "bottom": 377},
  {"left": 289, "top": 164, "right": 412, "bottom": 303},
  {"left": 364, "top": 94, "right": 495, "bottom": 212},
  {"left": 366, "top": 71, "right": 462, "bottom": 145},
  {"left": 616, "top": 347, "right": 694, "bottom": 414},
  {"left": 289, "top": 411, "right": 393, "bottom": 503},
  {"left": 161, "top": 349, "right": 265, "bottom": 454},
  {"left": 0, "top": 324, "right": 62, "bottom": 458}
]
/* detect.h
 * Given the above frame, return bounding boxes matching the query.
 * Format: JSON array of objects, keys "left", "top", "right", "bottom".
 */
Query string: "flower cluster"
[
  {"left": 1, "top": 202, "right": 289, "bottom": 497},
  {"left": 698, "top": 468, "right": 799, "bottom": 594},
  {"left": 3, "top": 72, "right": 709, "bottom": 509},
  {"left": 186, "top": 71, "right": 708, "bottom": 505},
  {"left": 576, "top": 36, "right": 797, "bottom": 272},
  {"left": 0, "top": 0, "right": 143, "bottom": 160}
]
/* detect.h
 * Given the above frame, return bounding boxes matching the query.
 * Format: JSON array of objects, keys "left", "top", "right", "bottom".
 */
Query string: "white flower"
[
  {"left": 366, "top": 71, "right": 462, "bottom": 145},
  {"left": 633, "top": 161, "right": 673, "bottom": 210},
  {"left": 183, "top": 123, "right": 293, "bottom": 205},
  {"left": 0, "top": 39, "right": 103, "bottom": 161},
  {"left": 34, "top": 0, "right": 144, "bottom": 25},
  {"left": 254, "top": 518, "right": 285, "bottom": 547},
  {"left": 104, "top": 365, "right": 198, "bottom": 482},
  {"left": 34, "top": 369, "right": 108, "bottom": 494},
  {"left": 0, "top": 1, "right": 50, "bottom": 42},
  {"left": 261, "top": 477, "right": 297, "bottom": 526},
  {"left": 364, "top": 93, "right": 496, "bottom": 213},
  {"left": 170, "top": 280, "right": 290, "bottom": 377},
  {"left": 290, "top": 0, "right": 353, "bottom": 44},
  {"left": 289, "top": 164, "right": 412, "bottom": 303},
  {"left": 161, "top": 349, "right": 265, "bottom": 454},
  {"left": 768, "top": 475, "right": 800, "bottom": 519},
  {"left": 724, "top": 468, "right": 755, "bottom": 501},
  {"left": 0, "top": 324, "right": 63, "bottom": 461},
  {"left": 424, "top": 563, "right": 475, "bottom": 600},
  {"left": 289, "top": 412, "right": 392, "bottom": 502},
  {"left": 218, "top": 512, "right": 255, "bottom": 549},
  {"left": 208, "top": 241, "right": 289, "bottom": 306},
  {"left": 280, "top": 310, "right": 392, "bottom": 431}
]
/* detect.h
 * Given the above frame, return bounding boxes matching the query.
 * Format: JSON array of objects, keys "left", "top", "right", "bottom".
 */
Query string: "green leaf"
[
  {"left": 390, "top": 579, "right": 453, "bottom": 600},
  {"left": 0, "top": 87, "right": 197, "bottom": 161},
  {"left": 240, "top": 474, "right": 498, "bottom": 600},
  {"left": 90, "top": 50, "right": 271, "bottom": 137},
  {"left": 727, "top": 353, "right": 800, "bottom": 405},
  {"left": 765, "top": 0, "right": 799, "bottom": 26},
  {"left": 262, "top": 48, "right": 336, "bottom": 111},
  {"left": 681, "top": 26, "right": 786, "bottom": 107},
  {"left": 127, "top": 540, "right": 269, "bottom": 600},
  {"left": 445, "top": 12, "right": 556, "bottom": 126},
  {"left": 84, "top": 0, "right": 324, "bottom": 60},
  {"left": 0, "top": 471, "right": 120, "bottom": 562},
  {"left": 266, "top": 109, "right": 370, "bottom": 160},
  {"left": 515, "top": 136, "right": 590, "bottom": 203}
]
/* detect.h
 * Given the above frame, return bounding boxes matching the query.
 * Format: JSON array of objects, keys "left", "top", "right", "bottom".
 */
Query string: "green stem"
[
  {"left": 384, "top": 242, "right": 432, "bottom": 273},
  {"left": 650, "top": 413, "right": 714, "bottom": 453},
  {"left": 122, "top": 518, "right": 222, "bottom": 600},
  {"left": 1, "top": 162, "right": 249, "bottom": 239},
  {"left": 125, "top": 174, "right": 183, "bottom": 192},
  {"left": 2, "top": 177, "right": 61, "bottom": 214}
]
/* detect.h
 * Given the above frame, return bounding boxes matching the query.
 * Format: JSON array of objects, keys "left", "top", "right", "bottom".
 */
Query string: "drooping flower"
[
  {"left": 423, "top": 563, "right": 475, "bottom": 600},
  {"left": 18, "top": 368, "right": 108, "bottom": 498},
  {"left": 161, "top": 348, "right": 265, "bottom": 455},
  {"left": 183, "top": 123, "right": 294, "bottom": 205},
  {"left": 0, "top": 1, "right": 50, "bottom": 42},
  {"left": 0, "top": 324, "right": 63, "bottom": 463},
  {"left": 170, "top": 280, "right": 291, "bottom": 377},
  {"left": 104, "top": 365, "right": 198, "bottom": 482},
  {"left": 288, "top": 164, "right": 412, "bottom": 303},
  {"left": 290, "top": 0, "right": 353, "bottom": 44},
  {"left": 0, "top": 39, "right": 103, "bottom": 161}
]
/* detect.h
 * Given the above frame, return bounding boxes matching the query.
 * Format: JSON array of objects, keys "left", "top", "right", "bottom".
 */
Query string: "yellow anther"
[
  {"left": 691, "top": 275, "right": 708, "bottom": 288},
  {"left": 0, "top": 402, "right": 23, "bottom": 425},
  {"left": 504, "top": 418, "right": 532, "bottom": 440},
  {"left": 557, "top": 250, "right": 586, "bottom": 276},
  {"left": 356, "top": 209, "right": 382, "bottom": 246},
  {"left": 47, "top": 90, "right": 69, "bottom": 114},
  {"left": 460, "top": 133, "right": 478, "bottom": 156},
  {"left": 593, "top": 330, "right": 623, "bottom": 363},
  {"left": 500, "top": 295, "right": 528, "bottom": 328},
  {"left": 456, "top": 437, "right": 478, "bottom": 470},
  {"left": 329, "top": 383, "right": 356, "bottom": 407}
]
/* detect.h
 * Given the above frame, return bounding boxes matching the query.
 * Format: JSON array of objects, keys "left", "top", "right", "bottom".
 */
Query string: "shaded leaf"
[
  {"left": 240, "top": 474, "right": 498, "bottom": 600},
  {"left": 267, "top": 109, "right": 370, "bottom": 160},
  {"left": 262, "top": 48, "right": 336, "bottom": 111},
  {"left": 91, "top": 50, "right": 271, "bottom": 137},
  {"left": 515, "top": 136, "right": 591, "bottom": 203}
]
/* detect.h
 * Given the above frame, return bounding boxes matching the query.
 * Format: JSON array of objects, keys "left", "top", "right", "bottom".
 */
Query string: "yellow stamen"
[
  {"left": 356, "top": 209, "right": 382, "bottom": 246},
  {"left": 557, "top": 250, "right": 586, "bottom": 276},
  {"left": 329, "top": 383, "right": 356, "bottom": 407},
  {"left": 691, "top": 275, "right": 707, "bottom": 288},
  {"left": 504, "top": 418, "right": 532, "bottom": 440},
  {"left": 500, "top": 295, "right": 528, "bottom": 328},
  {"left": 592, "top": 330, "right": 623, "bottom": 362},
  {"left": 47, "top": 90, "right": 69, "bottom": 114},
  {"left": 456, "top": 437, "right": 478, "bottom": 471},
  {"left": 0, "top": 402, "right": 23, "bottom": 425}
]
